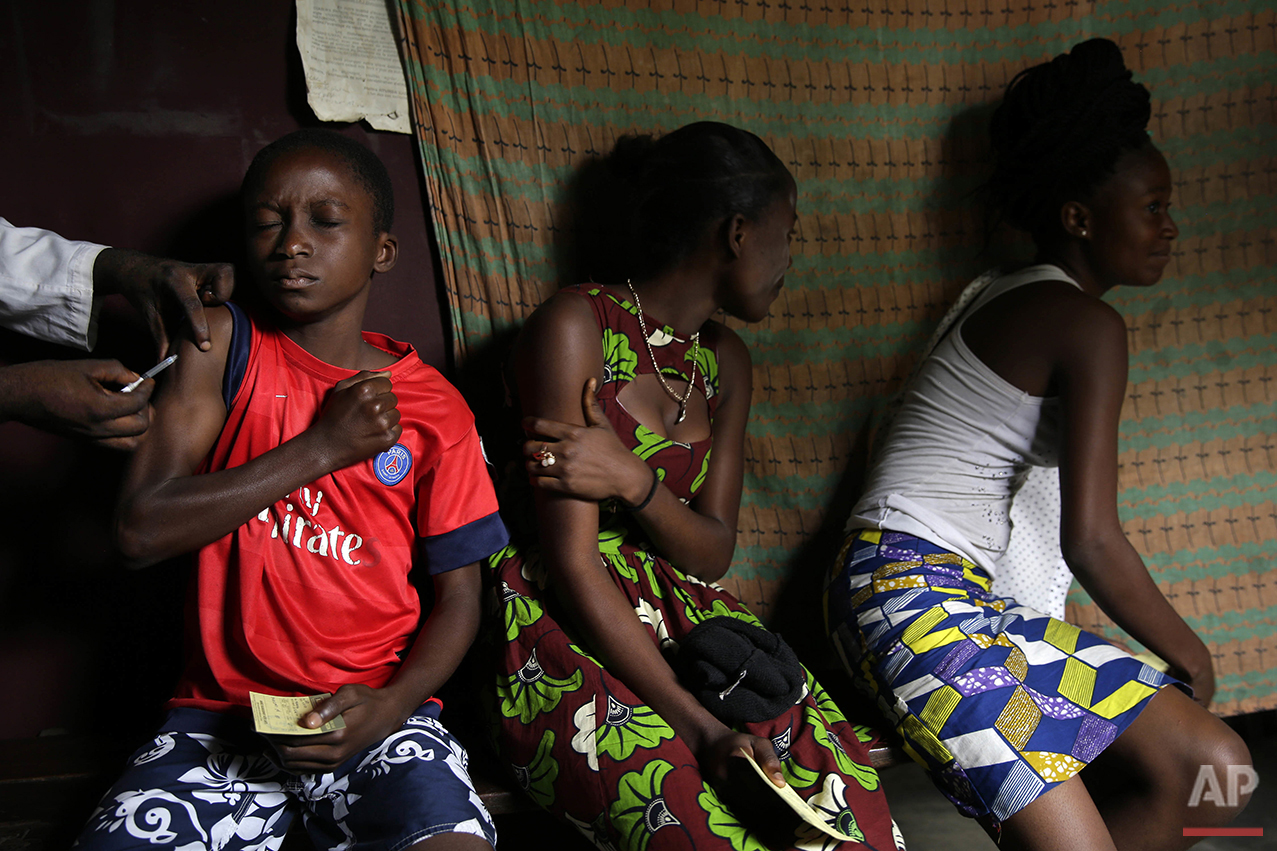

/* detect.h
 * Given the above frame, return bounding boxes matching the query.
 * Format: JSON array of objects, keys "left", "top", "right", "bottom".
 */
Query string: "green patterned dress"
[{"left": 486, "top": 285, "right": 901, "bottom": 851}]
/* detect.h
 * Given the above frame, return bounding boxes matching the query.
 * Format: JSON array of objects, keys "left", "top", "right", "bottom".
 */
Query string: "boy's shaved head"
[{"left": 242, "top": 129, "right": 394, "bottom": 234}]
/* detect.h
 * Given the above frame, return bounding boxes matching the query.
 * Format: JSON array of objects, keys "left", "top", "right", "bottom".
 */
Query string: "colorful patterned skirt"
[
  {"left": 486, "top": 527, "right": 903, "bottom": 851},
  {"left": 824, "top": 529, "right": 1182, "bottom": 836}
]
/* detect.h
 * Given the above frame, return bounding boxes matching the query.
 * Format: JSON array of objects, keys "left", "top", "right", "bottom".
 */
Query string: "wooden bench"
[{"left": 0, "top": 735, "right": 129, "bottom": 851}]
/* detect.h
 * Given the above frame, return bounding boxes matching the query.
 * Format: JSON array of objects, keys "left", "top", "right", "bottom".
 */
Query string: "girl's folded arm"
[{"left": 514, "top": 296, "right": 761, "bottom": 770}]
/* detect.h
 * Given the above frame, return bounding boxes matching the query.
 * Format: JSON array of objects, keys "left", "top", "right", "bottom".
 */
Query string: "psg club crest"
[{"left": 374, "top": 443, "right": 412, "bottom": 486}]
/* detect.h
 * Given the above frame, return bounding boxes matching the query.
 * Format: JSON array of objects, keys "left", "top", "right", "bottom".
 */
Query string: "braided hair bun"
[{"left": 986, "top": 38, "right": 1151, "bottom": 241}]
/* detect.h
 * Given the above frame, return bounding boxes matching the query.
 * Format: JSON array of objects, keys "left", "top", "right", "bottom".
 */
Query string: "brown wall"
[{"left": 0, "top": 0, "right": 448, "bottom": 739}]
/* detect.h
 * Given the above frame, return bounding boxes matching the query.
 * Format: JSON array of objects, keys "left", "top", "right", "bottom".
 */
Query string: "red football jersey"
[{"left": 171, "top": 308, "right": 506, "bottom": 713}]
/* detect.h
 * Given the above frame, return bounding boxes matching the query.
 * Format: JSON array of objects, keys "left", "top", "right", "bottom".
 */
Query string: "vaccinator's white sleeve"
[{"left": 0, "top": 218, "right": 106, "bottom": 350}]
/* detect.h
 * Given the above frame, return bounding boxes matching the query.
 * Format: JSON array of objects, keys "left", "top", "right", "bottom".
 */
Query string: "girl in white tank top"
[{"left": 825, "top": 38, "right": 1252, "bottom": 850}]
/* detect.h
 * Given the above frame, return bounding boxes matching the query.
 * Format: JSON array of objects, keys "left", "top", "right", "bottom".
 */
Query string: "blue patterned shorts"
[
  {"left": 75, "top": 701, "right": 497, "bottom": 851},
  {"left": 825, "top": 529, "right": 1182, "bottom": 834}
]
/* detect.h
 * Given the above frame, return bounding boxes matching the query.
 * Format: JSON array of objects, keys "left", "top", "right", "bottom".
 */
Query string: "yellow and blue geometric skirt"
[{"left": 824, "top": 529, "right": 1183, "bottom": 836}]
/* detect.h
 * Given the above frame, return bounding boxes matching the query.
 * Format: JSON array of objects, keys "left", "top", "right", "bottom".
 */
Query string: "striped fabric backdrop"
[{"left": 394, "top": 0, "right": 1277, "bottom": 716}]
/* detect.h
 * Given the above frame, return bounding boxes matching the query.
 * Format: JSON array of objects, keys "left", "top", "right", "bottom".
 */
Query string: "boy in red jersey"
[{"left": 77, "top": 130, "right": 507, "bottom": 851}]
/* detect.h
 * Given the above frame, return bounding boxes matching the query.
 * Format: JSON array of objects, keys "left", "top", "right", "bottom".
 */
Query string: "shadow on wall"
[
  {"left": 454, "top": 144, "right": 636, "bottom": 539},
  {"left": 550, "top": 149, "right": 634, "bottom": 291}
]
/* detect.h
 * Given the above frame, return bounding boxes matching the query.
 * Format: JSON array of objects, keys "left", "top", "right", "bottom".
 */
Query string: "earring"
[{"left": 1080, "top": 229, "right": 1088, "bottom": 237}]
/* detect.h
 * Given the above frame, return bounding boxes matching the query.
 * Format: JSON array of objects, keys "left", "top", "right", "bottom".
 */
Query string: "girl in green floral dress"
[{"left": 486, "top": 122, "right": 901, "bottom": 851}]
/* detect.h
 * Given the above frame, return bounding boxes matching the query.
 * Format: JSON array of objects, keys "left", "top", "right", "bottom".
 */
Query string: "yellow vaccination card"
[
  {"left": 249, "top": 691, "right": 347, "bottom": 736},
  {"left": 736, "top": 750, "right": 860, "bottom": 842}
]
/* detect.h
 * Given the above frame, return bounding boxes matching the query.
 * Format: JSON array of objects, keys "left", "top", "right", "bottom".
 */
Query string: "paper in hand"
[
  {"left": 736, "top": 750, "right": 860, "bottom": 842},
  {"left": 250, "top": 691, "right": 347, "bottom": 736}
]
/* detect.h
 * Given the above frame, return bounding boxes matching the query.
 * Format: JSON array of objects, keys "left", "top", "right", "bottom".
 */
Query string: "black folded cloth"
[{"left": 671, "top": 616, "right": 805, "bottom": 725}]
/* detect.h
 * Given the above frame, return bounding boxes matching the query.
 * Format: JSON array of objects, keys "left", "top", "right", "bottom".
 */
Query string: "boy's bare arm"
[
  {"left": 270, "top": 560, "right": 483, "bottom": 772},
  {"left": 115, "top": 307, "right": 402, "bottom": 568}
]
